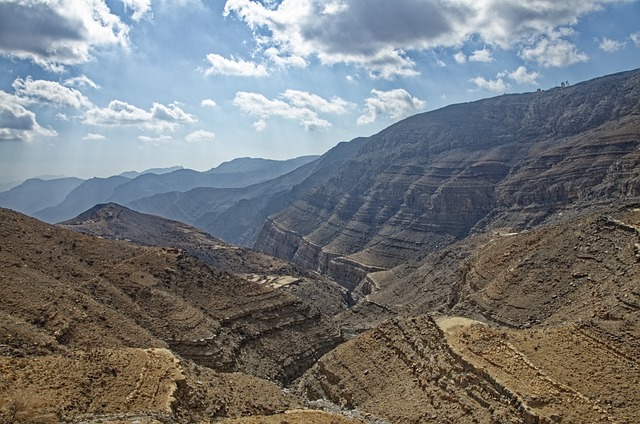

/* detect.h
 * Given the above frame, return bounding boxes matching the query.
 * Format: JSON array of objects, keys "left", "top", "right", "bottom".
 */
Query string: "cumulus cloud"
[
  {"left": 63, "top": 75, "right": 100, "bottom": 89},
  {"left": 233, "top": 89, "right": 351, "bottom": 131},
  {"left": 82, "top": 132, "right": 106, "bottom": 140},
  {"left": 0, "top": 0, "right": 129, "bottom": 71},
  {"left": 519, "top": 33, "right": 588, "bottom": 67},
  {"left": 0, "top": 90, "right": 57, "bottom": 141},
  {"left": 503, "top": 66, "right": 540, "bottom": 85},
  {"left": 469, "top": 76, "right": 509, "bottom": 92},
  {"left": 223, "top": 0, "right": 621, "bottom": 78},
  {"left": 453, "top": 51, "right": 467, "bottom": 64},
  {"left": 85, "top": 100, "right": 196, "bottom": 132},
  {"left": 203, "top": 53, "right": 268, "bottom": 77},
  {"left": 12, "top": 77, "right": 92, "bottom": 109},
  {"left": 281, "top": 90, "right": 353, "bottom": 114},
  {"left": 599, "top": 37, "right": 625, "bottom": 52},
  {"left": 123, "top": 0, "right": 152, "bottom": 21},
  {"left": 201, "top": 99, "right": 217, "bottom": 108},
  {"left": 185, "top": 129, "right": 216, "bottom": 142},
  {"left": 357, "top": 88, "right": 426, "bottom": 125},
  {"left": 631, "top": 32, "right": 640, "bottom": 46},
  {"left": 469, "top": 47, "right": 493, "bottom": 62}
]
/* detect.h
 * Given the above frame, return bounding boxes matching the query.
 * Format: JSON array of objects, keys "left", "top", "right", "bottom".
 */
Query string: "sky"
[{"left": 0, "top": 0, "right": 639, "bottom": 185}]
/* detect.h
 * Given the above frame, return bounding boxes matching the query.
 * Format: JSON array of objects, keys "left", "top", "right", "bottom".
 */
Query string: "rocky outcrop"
[{"left": 255, "top": 69, "right": 640, "bottom": 289}]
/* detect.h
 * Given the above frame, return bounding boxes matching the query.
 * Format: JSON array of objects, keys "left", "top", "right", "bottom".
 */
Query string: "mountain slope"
[
  {"left": 0, "top": 177, "right": 83, "bottom": 215},
  {"left": 61, "top": 203, "right": 352, "bottom": 317},
  {"left": 255, "top": 69, "right": 640, "bottom": 290},
  {"left": 0, "top": 208, "right": 342, "bottom": 385}
]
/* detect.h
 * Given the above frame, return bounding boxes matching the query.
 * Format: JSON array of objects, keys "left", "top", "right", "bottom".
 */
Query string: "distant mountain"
[
  {"left": 254, "top": 69, "right": 640, "bottom": 290},
  {"left": 0, "top": 177, "right": 83, "bottom": 215},
  {"left": 118, "top": 165, "right": 184, "bottom": 179},
  {"left": 29, "top": 156, "right": 318, "bottom": 224},
  {"left": 128, "top": 143, "right": 362, "bottom": 246},
  {"left": 33, "top": 175, "right": 130, "bottom": 223}
]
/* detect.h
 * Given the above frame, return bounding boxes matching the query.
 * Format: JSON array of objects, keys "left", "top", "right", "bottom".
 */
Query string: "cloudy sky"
[{"left": 1, "top": 0, "right": 639, "bottom": 184}]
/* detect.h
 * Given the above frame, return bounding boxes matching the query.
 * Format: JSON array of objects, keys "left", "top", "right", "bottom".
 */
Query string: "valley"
[{"left": 1, "top": 69, "right": 639, "bottom": 423}]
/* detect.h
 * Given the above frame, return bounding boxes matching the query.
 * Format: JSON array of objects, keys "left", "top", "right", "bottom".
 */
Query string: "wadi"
[{"left": 1, "top": 69, "right": 639, "bottom": 423}]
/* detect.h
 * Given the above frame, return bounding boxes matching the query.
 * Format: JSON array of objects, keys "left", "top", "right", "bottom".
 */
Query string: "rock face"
[{"left": 255, "top": 69, "right": 640, "bottom": 290}]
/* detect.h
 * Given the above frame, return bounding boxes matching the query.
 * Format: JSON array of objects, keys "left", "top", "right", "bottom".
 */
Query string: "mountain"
[
  {"left": 33, "top": 175, "right": 131, "bottom": 223},
  {"left": 128, "top": 140, "right": 364, "bottom": 246},
  {"left": 0, "top": 207, "right": 349, "bottom": 422},
  {"left": 296, "top": 204, "right": 640, "bottom": 424},
  {"left": 0, "top": 177, "right": 83, "bottom": 215},
  {"left": 255, "top": 69, "right": 640, "bottom": 291},
  {"left": 118, "top": 165, "right": 184, "bottom": 179},
  {"left": 29, "top": 156, "right": 318, "bottom": 224},
  {"left": 108, "top": 155, "right": 319, "bottom": 205},
  {"left": 61, "top": 203, "right": 352, "bottom": 317}
]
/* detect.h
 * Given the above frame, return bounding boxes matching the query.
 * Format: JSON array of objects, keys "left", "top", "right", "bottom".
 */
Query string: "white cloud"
[
  {"left": 12, "top": 77, "right": 92, "bottom": 109},
  {"left": 85, "top": 100, "right": 196, "bottom": 132},
  {"left": 224, "top": 0, "right": 622, "bottom": 79},
  {"left": 357, "top": 88, "right": 426, "bottom": 125},
  {"left": 470, "top": 76, "right": 509, "bottom": 92},
  {"left": 82, "top": 132, "right": 106, "bottom": 140},
  {"left": 519, "top": 36, "right": 588, "bottom": 68},
  {"left": 0, "top": 90, "right": 57, "bottom": 141},
  {"left": 0, "top": 0, "right": 129, "bottom": 71},
  {"left": 630, "top": 32, "right": 640, "bottom": 46},
  {"left": 469, "top": 47, "right": 493, "bottom": 62},
  {"left": 123, "top": 0, "right": 152, "bottom": 21},
  {"left": 233, "top": 91, "right": 333, "bottom": 131},
  {"left": 252, "top": 119, "right": 267, "bottom": 131},
  {"left": 138, "top": 134, "right": 173, "bottom": 143},
  {"left": 599, "top": 37, "right": 625, "bottom": 52},
  {"left": 185, "top": 129, "right": 216, "bottom": 142},
  {"left": 281, "top": 90, "right": 353, "bottom": 114},
  {"left": 203, "top": 53, "right": 268, "bottom": 77},
  {"left": 201, "top": 99, "right": 217, "bottom": 108},
  {"left": 453, "top": 52, "right": 467, "bottom": 64},
  {"left": 63, "top": 75, "right": 100, "bottom": 90},
  {"left": 504, "top": 66, "right": 539, "bottom": 85}
]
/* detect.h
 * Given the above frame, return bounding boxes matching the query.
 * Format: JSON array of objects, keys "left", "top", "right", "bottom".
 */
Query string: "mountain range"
[{"left": 1, "top": 69, "right": 639, "bottom": 423}]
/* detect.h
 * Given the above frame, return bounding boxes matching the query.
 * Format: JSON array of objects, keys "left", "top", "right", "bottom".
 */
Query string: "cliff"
[{"left": 255, "top": 69, "right": 640, "bottom": 290}]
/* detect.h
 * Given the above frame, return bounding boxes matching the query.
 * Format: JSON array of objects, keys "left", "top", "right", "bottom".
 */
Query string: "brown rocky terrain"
[
  {"left": 294, "top": 204, "right": 639, "bottom": 423},
  {"left": 0, "top": 208, "right": 356, "bottom": 422},
  {"left": 255, "top": 69, "right": 640, "bottom": 291},
  {"left": 61, "top": 203, "right": 353, "bottom": 317}
]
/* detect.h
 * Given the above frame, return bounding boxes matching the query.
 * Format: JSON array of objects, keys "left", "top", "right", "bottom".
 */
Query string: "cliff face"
[{"left": 255, "top": 69, "right": 640, "bottom": 290}]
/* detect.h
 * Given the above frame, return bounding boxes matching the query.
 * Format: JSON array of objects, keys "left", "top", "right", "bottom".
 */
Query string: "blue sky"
[{"left": 1, "top": 0, "right": 639, "bottom": 184}]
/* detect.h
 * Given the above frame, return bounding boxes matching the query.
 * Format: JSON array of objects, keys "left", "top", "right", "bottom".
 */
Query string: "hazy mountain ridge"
[
  {"left": 5, "top": 156, "right": 318, "bottom": 225},
  {"left": 128, "top": 143, "right": 363, "bottom": 246},
  {"left": 255, "top": 69, "right": 640, "bottom": 290}
]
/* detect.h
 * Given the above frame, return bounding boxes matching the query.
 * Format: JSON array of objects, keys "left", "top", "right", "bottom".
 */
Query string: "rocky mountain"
[
  {"left": 0, "top": 208, "right": 351, "bottom": 422},
  {"left": 29, "top": 156, "right": 318, "bottom": 224},
  {"left": 0, "top": 177, "right": 83, "bottom": 215},
  {"left": 61, "top": 203, "right": 352, "bottom": 317},
  {"left": 255, "top": 69, "right": 640, "bottom": 291}
]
